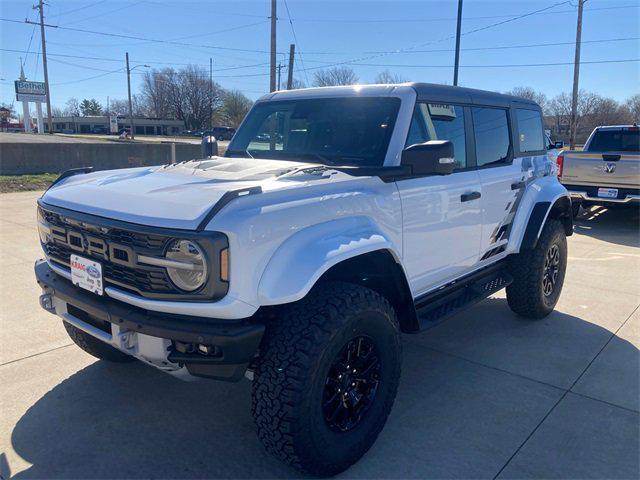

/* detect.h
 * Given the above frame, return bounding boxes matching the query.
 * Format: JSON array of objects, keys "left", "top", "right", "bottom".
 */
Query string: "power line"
[
  {"left": 51, "top": 68, "right": 125, "bottom": 86},
  {"left": 49, "top": 0, "right": 108, "bottom": 20},
  {"left": 0, "top": 17, "right": 285, "bottom": 54},
  {"left": 282, "top": 0, "right": 309, "bottom": 85},
  {"left": 344, "top": 59, "right": 640, "bottom": 68},
  {"left": 293, "top": 1, "right": 575, "bottom": 74},
  {"left": 283, "top": 4, "right": 638, "bottom": 23},
  {"left": 63, "top": 0, "right": 146, "bottom": 26},
  {"left": 5, "top": 35, "right": 637, "bottom": 66},
  {"left": 364, "top": 37, "right": 640, "bottom": 54},
  {"left": 0, "top": 48, "right": 272, "bottom": 71}
]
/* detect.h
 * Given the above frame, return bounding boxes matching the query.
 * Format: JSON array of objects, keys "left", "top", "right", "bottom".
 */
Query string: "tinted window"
[
  {"left": 227, "top": 97, "right": 400, "bottom": 167},
  {"left": 588, "top": 129, "right": 640, "bottom": 152},
  {"left": 405, "top": 103, "right": 467, "bottom": 168},
  {"left": 472, "top": 107, "right": 511, "bottom": 166},
  {"left": 428, "top": 104, "right": 467, "bottom": 169},
  {"left": 516, "top": 109, "right": 544, "bottom": 153}
]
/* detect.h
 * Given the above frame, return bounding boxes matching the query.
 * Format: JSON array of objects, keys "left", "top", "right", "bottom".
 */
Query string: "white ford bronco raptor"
[{"left": 35, "top": 83, "right": 572, "bottom": 476}]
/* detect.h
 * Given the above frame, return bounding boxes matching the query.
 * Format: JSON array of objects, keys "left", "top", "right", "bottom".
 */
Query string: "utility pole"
[
  {"left": 209, "top": 57, "right": 213, "bottom": 130},
  {"left": 270, "top": 0, "right": 277, "bottom": 92},
  {"left": 126, "top": 52, "right": 134, "bottom": 139},
  {"left": 35, "top": 0, "right": 53, "bottom": 133},
  {"left": 277, "top": 63, "right": 283, "bottom": 91},
  {"left": 569, "top": 0, "right": 585, "bottom": 150},
  {"left": 287, "top": 43, "right": 295, "bottom": 89},
  {"left": 453, "top": 0, "right": 463, "bottom": 86}
]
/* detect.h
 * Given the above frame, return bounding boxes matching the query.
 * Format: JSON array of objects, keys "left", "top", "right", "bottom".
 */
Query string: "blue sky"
[{"left": 1, "top": 0, "right": 638, "bottom": 110}]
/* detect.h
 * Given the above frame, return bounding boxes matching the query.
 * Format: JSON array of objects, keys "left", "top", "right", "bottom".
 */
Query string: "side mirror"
[
  {"left": 401, "top": 140, "right": 455, "bottom": 176},
  {"left": 554, "top": 141, "right": 564, "bottom": 149}
]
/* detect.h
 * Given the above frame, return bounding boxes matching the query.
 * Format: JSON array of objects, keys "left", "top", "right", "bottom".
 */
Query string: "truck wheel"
[
  {"left": 63, "top": 321, "right": 135, "bottom": 363},
  {"left": 506, "top": 219, "right": 567, "bottom": 319},
  {"left": 252, "top": 282, "right": 402, "bottom": 476}
]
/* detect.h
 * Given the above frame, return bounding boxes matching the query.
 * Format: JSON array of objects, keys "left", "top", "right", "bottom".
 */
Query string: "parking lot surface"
[{"left": 1, "top": 191, "right": 638, "bottom": 479}]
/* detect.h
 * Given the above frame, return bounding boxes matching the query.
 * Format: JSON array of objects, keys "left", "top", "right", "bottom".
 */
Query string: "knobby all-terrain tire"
[
  {"left": 63, "top": 321, "right": 135, "bottom": 363},
  {"left": 251, "top": 282, "right": 402, "bottom": 477},
  {"left": 506, "top": 218, "right": 567, "bottom": 319}
]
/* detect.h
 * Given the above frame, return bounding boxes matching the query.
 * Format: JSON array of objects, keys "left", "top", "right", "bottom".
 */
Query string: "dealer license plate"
[
  {"left": 597, "top": 187, "right": 618, "bottom": 199},
  {"left": 70, "top": 254, "right": 104, "bottom": 295}
]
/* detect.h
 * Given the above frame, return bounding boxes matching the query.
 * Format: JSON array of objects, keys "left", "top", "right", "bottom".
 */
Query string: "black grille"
[{"left": 41, "top": 209, "right": 175, "bottom": 296}]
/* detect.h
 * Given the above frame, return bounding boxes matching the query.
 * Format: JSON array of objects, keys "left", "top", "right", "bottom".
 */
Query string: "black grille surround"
[{"left": 38, "top": 201, "right": 229, "bottom": 302}]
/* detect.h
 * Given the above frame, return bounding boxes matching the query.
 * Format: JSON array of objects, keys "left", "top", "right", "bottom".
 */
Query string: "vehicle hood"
[{"left": 40, "top": 157, "right": 354, "bottom": 230}]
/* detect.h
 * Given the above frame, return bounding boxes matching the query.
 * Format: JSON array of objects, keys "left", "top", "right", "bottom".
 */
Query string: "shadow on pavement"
[
  {"left": 10, "top": 299, "right": 639, "bottom": 479},
  {"left": 573, "top": 204, "right": 640, "bottom": 248}
]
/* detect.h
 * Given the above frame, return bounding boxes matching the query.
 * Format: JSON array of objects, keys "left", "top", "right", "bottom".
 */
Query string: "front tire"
[
  {"left": 506, "top": 219, "right": 567, "bottom": 318},
  {"left": 252, "top": 282, "right": 402, "bottom": 476}
]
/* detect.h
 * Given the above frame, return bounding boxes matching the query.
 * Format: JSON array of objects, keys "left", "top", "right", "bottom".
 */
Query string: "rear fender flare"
[{"left": 509, "top": 176, "right": 572, "bottom": 252}]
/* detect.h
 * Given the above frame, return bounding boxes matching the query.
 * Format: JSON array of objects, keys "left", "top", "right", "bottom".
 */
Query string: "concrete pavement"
[{"left": 0, "top": 191, "right": 638, "bottom": 479}]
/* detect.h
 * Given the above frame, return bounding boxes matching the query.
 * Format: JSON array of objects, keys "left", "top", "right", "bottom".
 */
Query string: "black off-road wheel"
[
  {"left": 506, "top": 219, "right": 567, "bottom": 318},
  {"left": 251, "top": 282, "right": 402, "bottom": 477},
  {"left": 63, "top": 321, "right": 135, "bottom": 363}
]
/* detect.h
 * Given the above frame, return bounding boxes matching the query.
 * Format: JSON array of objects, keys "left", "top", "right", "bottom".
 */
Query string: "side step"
[{"left": 415, "top": 263, "right": 513, "bottom": 331}]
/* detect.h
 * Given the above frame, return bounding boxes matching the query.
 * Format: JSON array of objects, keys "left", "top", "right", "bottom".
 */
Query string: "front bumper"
[{"left": 35, "top": 259, "right": 264, "bottom": 381}]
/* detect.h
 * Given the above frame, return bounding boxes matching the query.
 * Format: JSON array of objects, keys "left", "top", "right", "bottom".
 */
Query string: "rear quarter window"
[{"left": 516, "top": 109, "right": 544, "bottom": 153}]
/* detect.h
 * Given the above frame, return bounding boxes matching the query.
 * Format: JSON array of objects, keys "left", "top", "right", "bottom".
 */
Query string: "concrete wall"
[{"left": 0, "top": 142, "right": 203, "bottom": 175}]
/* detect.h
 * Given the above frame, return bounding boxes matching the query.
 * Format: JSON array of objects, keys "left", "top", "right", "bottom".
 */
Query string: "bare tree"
[
  {"left": 140, "top": 65, "right": 224, "bottom": 130},
  {"left": 63, "top": 97, "right": 80, "bottom": 116},
  {"left": 626, "top": 94, "right": 640, "bottom": 122},
  {"left": 549, "top": 91, "right": 602, "bottom": 143},
  {"left": 290, "top": 78, "right": 307, "bottom": 90},
  {"left": 374, "top": 70, "right": 407, "bottom": 84},
  {"left": 312, "top": 67, "right": 359, "bottom": 87},
  {"left": 221, "top": 90, "right": 253, "bottom": 128},
  {"left": 506, "top": 86, "right": 548, "bottom": 113}
]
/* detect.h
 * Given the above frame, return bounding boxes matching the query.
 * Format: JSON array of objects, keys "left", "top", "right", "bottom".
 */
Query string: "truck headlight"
[
  {"left": 37, "top": 208, "right": 51, "bottom": 244},
  {"left": 165, "top": 240, "right": 208, "bottom": 291}
]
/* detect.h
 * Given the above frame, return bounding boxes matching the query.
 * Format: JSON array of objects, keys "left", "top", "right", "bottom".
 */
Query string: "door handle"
[
  {"left": 511, "top": 181, "right": 526, "bottom": 190},
  {"left": 461, "top": 191, "right": 481, "bottom": 202}
]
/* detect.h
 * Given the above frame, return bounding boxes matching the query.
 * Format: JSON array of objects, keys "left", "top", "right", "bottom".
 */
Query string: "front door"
[{"left": 397, "top": 103, "right": 483, "bottom": 296}]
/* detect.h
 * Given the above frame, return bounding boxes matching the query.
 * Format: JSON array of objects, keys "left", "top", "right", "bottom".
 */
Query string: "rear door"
[
  {"left": 397, "top": 103, "right": 483, "bottom": 295},
  {"left": 472, "top": 106, "right": 524, "bottom": 256}
]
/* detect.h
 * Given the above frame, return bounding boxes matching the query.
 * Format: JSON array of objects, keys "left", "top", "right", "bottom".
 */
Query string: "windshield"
[
  {"left": 588, "top": 128, "right": 640, "bottom": 152},
  {"left": 226, "top": 97, "right": 401, "bottom": 166}
]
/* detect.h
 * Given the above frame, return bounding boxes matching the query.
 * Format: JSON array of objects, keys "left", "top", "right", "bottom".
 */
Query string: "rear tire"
[
  {"left": 251, "top": 282, "right": 402, "bottom": 476},
  {"left": 507, "top": 219, "right": 567, "bottom": 319},
  {"left": 63, "top": 321, "right": 135, "bottom": 363}
]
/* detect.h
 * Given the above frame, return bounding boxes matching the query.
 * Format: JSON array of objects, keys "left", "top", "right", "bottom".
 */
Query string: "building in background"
[{"left": 43, "top": 116, "right": 184, "bottom": 135}]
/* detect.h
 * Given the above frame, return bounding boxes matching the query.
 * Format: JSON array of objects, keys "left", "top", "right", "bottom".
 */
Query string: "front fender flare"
[{"left": 257, "top": 216, "right": 401, "bottom": 305}]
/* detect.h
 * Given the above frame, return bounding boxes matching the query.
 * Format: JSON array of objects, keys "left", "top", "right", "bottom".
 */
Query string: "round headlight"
[{"left": 165, "top": 240, "right": 208, "bottom": 292}]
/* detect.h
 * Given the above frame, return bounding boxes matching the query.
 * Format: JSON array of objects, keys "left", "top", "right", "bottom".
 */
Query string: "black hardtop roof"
[{"left": 409, "top": 82, "right": 540, "bottom": 109}]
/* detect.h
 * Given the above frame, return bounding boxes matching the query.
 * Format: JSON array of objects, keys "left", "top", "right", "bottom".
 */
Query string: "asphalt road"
[{"left": 0, "top": 191, "right": 638, "bottom": 479}]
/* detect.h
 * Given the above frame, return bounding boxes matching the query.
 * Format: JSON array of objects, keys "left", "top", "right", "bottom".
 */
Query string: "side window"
[
  {"left": 472, "top": 107, "right": 511, "bottom": 167},
  {"left": 427, "top": 104, "right": 467, "bottom": 169},
  {"left": 516, "top": 109, "right": 544, "bottom": 153},
  {"left": 405, "top": 104, "right": 429, "bottom": 147}
]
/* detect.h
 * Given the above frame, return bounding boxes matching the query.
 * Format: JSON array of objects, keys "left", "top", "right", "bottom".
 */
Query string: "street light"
[{"left": 125, "top": 52, "right": 149, "bottom": 139}]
